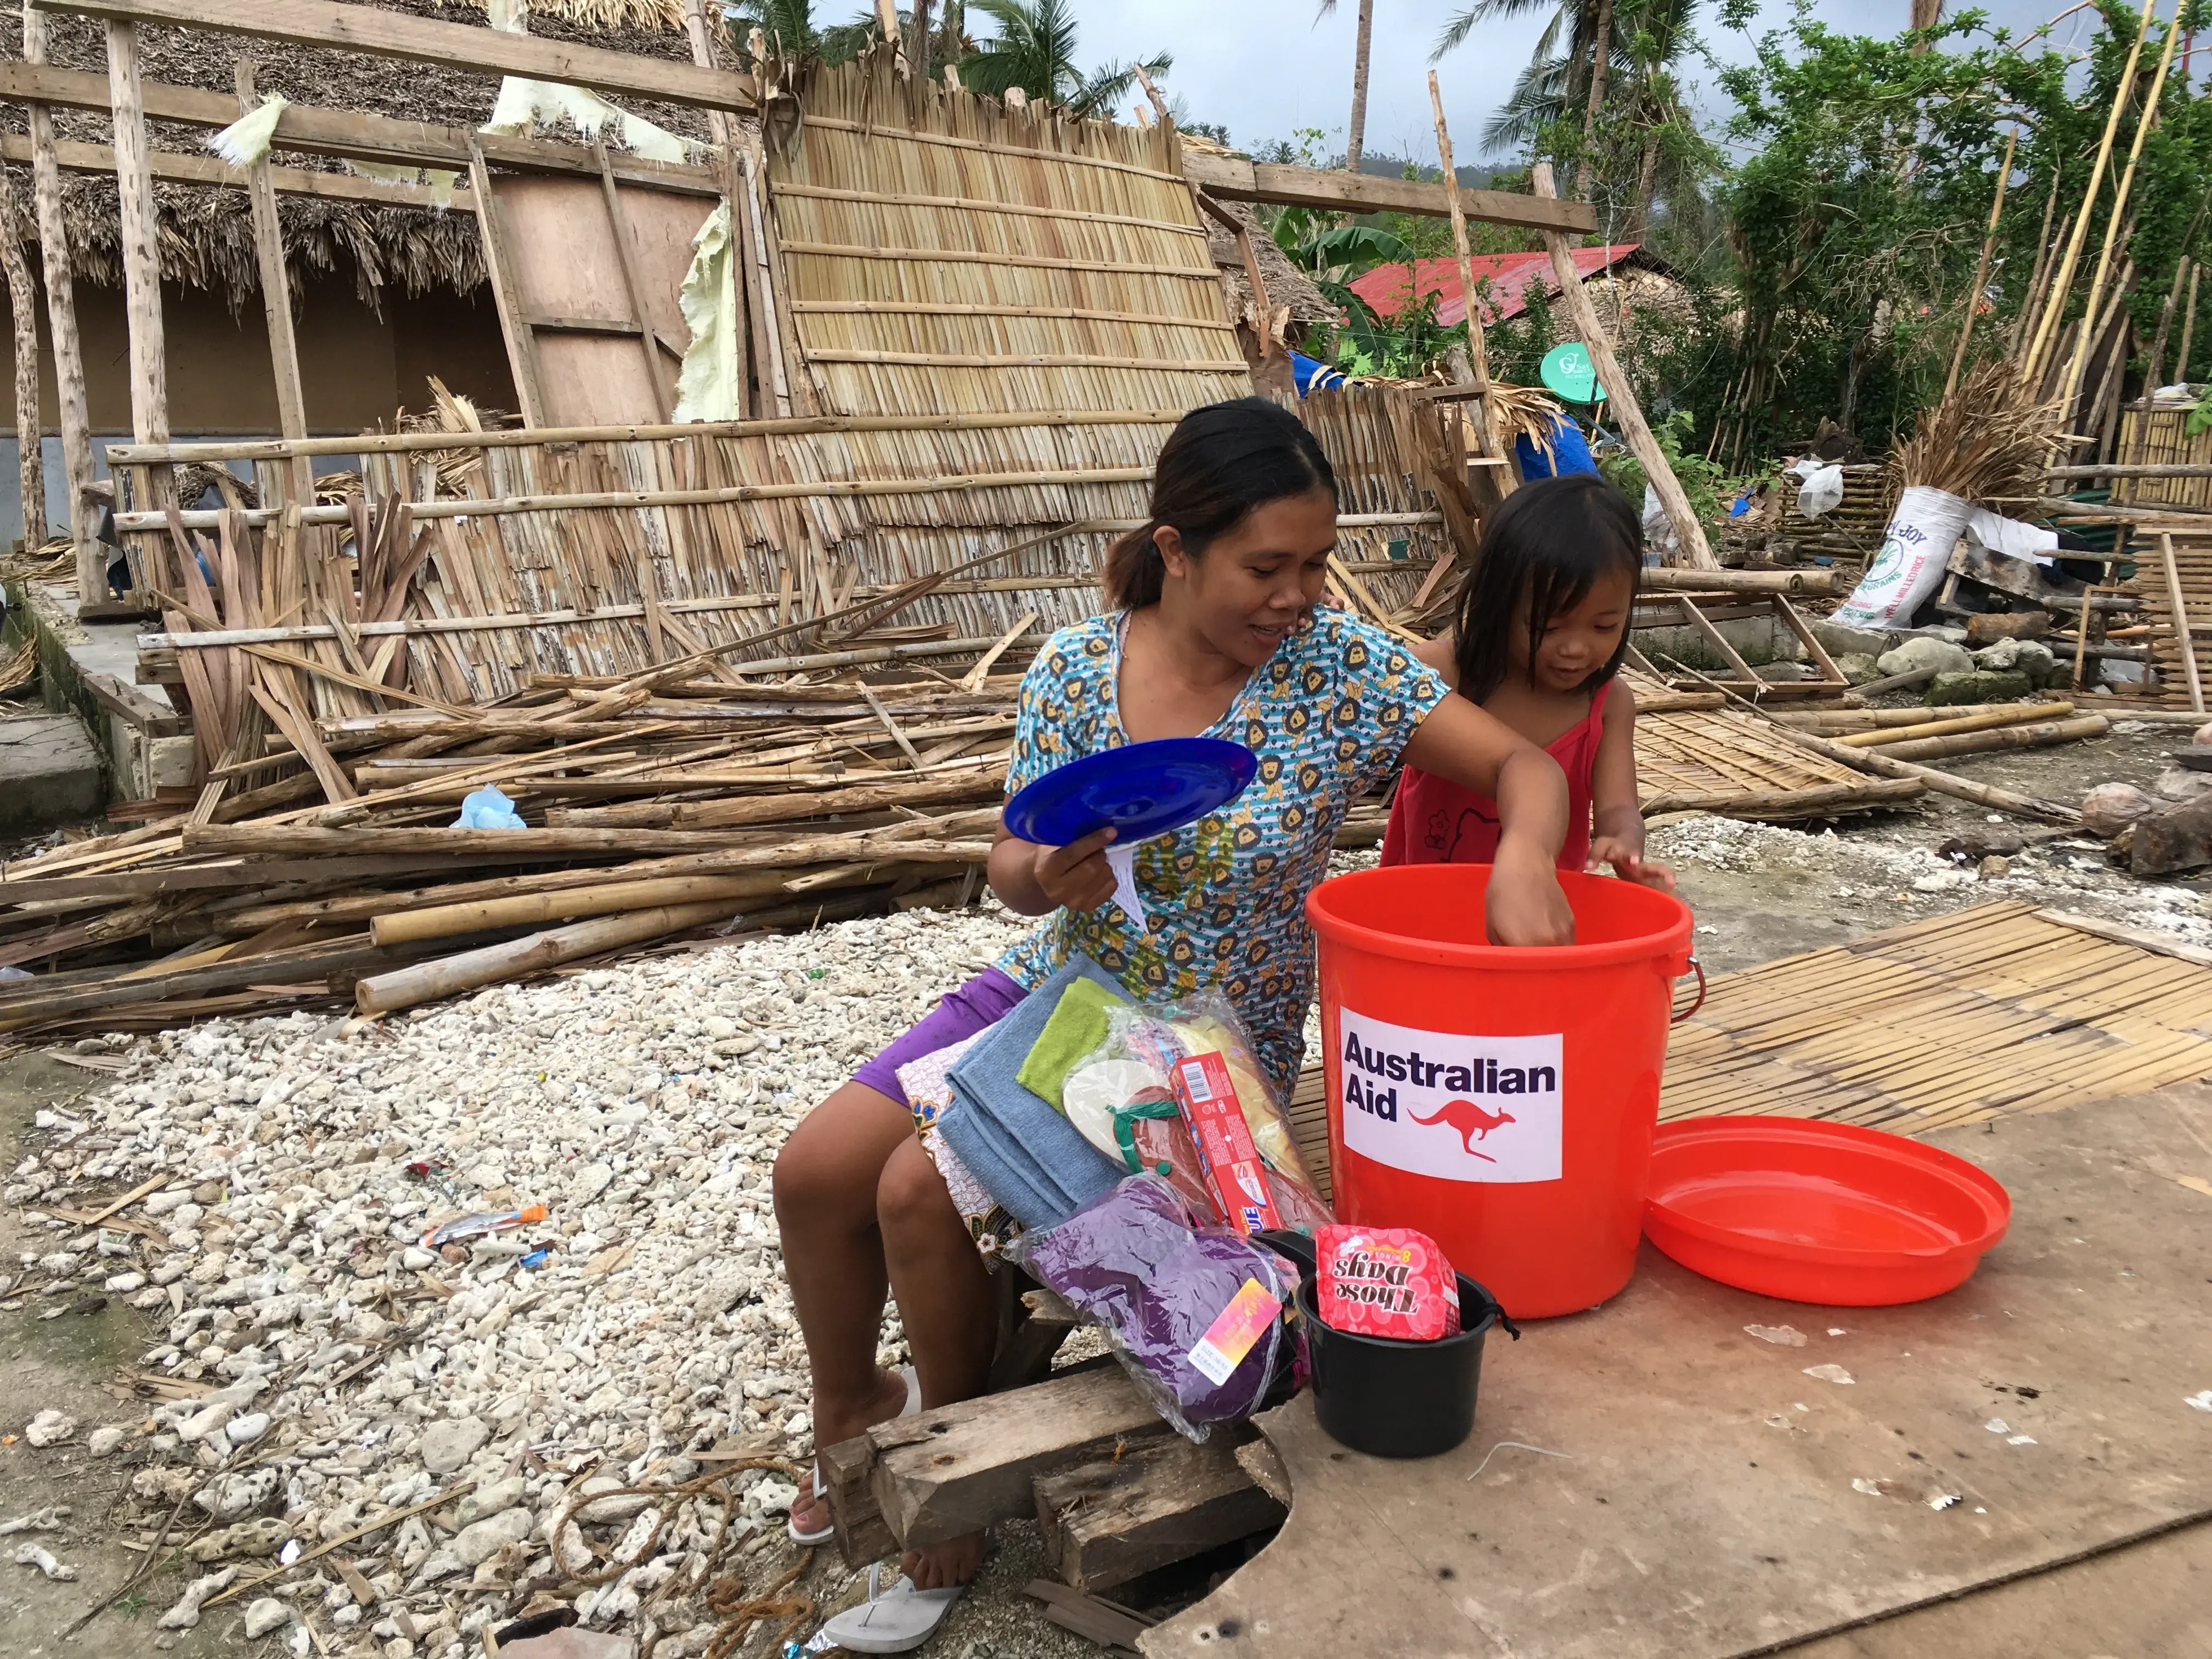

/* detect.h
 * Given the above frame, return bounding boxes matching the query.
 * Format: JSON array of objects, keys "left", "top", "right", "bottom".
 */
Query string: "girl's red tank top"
[{"left": 1380, "top": 679, "right": 1610, "bottom": 870}]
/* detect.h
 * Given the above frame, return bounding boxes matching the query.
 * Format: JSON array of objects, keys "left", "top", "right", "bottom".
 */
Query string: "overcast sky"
[{"left": 1073, "top": 1, "right": 2081, "bottom": 167}]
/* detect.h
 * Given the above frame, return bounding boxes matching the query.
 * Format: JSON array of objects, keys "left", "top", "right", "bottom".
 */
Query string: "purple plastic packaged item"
[{"left": 1011, "top": 1174, "right": 1298, "bottom": 1440}]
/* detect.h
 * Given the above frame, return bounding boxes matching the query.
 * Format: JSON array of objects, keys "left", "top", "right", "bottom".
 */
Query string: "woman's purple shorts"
[{"left": 850, "top": 966, "right": 1028, "bottom": 1108}]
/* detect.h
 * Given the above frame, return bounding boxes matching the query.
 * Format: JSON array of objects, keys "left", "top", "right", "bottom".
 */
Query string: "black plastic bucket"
[{"left": 1293, "top": 1260, "right": 1517, "bottom": 1459}]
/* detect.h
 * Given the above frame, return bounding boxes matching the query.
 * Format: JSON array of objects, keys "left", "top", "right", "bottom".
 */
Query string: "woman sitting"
[{"left": 773, "top": 397, "right": 1575, "bottom": 1602}]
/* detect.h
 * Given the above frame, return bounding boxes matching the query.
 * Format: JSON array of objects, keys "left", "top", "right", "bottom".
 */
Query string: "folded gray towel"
[{"left": 940, "top": 956, "right": 1128, "bottom": 1230}]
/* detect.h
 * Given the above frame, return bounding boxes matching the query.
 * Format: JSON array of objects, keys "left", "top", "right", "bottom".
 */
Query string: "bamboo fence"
[{"left": 2111, "top": 404, "right": 2212, "bottom": 510}]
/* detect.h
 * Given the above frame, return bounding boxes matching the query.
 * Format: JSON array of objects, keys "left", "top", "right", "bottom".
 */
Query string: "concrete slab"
[
  {"left": 10, "top": 578, "right": 183, "bottom": 802},
  {"left": 0, "top": 712, "right": 103, "bottom": 828}
]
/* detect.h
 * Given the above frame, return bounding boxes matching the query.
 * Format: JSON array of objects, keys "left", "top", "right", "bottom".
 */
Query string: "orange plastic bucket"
[{"left": 1306, "top": 866, "right": 1696, "bottom": 1318}]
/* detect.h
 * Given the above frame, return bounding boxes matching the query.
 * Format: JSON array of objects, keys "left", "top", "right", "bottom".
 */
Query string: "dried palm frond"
[
  {"left": 0, "top": 635, "right": 40, "bottom": 697},
  {"left": 2, "top": 538, "right": 76, "bottom": 584},
  {"left": 1892, "top": 359, "right": 2064, "bottom": 504},
  {"left": 1485, "top": 381, "right": 1567, "bottom": 454}
]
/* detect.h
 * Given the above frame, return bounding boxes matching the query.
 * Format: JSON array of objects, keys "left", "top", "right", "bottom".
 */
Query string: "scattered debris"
[
  {"left": 12, "top": 1543, "right": 76, "bottom": 1581},
  {"left": 1743, "top": 1324, "right": 1807, "bottom": 1346},
  {"left": 1803, "top": 1365, "right": 1857, "bottom": 1385},
  {"left": 20, "top": 1409, "right": 75, "bottom": 1448}
]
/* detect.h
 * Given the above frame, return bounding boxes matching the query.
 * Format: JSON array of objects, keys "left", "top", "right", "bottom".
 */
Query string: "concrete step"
[{"left": 0, "top": 712, "right": 104, "bottom": 830}]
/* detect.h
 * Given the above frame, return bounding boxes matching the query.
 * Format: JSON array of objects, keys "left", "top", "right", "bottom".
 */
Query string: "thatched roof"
[
  {"left": 1202, "top": 198, "right": 1335, "bottom": 329},
  {"left": 1, "top": 0, "right": 719, "bottom": 309}
]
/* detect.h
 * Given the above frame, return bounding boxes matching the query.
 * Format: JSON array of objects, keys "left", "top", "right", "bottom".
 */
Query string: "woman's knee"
[
  {"left": 773, "top": 1082, "right": 906, "bottom": 1219},
  {"left": 876, "top": 1137, "right": 959, "bottom": 1245}
]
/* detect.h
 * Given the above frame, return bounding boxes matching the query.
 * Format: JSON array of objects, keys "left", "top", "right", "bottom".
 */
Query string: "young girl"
[
  {"left": 1383, "top": 473, "right": 1674, "bottom": 889},
  {"left": 774, "top": 400, "right": 1576, "bottom": 1623}
]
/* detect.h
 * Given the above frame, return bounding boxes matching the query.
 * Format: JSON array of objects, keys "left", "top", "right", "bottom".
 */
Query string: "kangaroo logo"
[{"left": 1409, "top": 1099, "right": 1517, "bottom": 1163}]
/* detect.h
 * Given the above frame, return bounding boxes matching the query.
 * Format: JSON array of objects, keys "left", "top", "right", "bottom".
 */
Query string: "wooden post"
[
  {"left": 1945, "top": 128, "right": 2015, "bottom": 399},
  {"left": 234, "top": 60, "right": 313, "bottom": 511},
  {"left": 2158, "top": 531, "right": 2204, "bottom": 713},
  {"left": 1427, "top": 73, "right": 1504, "bottom": 470},
  {"left": 0, "top": 164, "right": 46, "bottom": 552},
  {"left": 2180, "top": 262, "right": 2202, "bottom": 383},
  {"left": 105, "top": 19, "right": 167, "bottom": 447},
  {"left": 22, "top": 2, "right": 98, "bottom": 599},
  {"left": 1528, "top": 161, "right": 1715, "bottom": 568}
]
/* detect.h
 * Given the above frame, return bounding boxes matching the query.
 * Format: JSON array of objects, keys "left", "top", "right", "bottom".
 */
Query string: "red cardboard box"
[{"left": 1171, "top": 1050, "right": 1282, "bottom": 1236}]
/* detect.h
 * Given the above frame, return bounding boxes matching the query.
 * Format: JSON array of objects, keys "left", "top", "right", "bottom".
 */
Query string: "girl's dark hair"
[
  {"left": 1452, "top": 472, "right": 1643, "bottom": 703},
  {"left": 1103, "top": 397, "right": 1338, "bottom": 609}
]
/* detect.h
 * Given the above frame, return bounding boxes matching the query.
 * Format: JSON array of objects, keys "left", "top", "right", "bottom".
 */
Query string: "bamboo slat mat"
[
  {"left": 1286, "top": 901, "right": 2212, "bottom": 1203},
  {"left": 2138, "top": 527, "right": 2210, "bottom": 708},
  {"left": 1632, "top": 698, "right": 1902, "bottom": 816}
]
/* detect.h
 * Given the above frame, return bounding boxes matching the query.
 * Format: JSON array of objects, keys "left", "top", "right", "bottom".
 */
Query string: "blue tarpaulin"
[{"left": 1514, "top": 414, "right": 1600, "bottom": 479}]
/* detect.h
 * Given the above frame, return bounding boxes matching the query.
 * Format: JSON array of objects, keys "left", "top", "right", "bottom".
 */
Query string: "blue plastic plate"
[{"left": 1002, "top": 738, "right": 1257, "bottom": 847}]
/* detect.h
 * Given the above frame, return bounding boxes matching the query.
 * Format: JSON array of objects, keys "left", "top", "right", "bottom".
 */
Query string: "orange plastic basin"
[{"left": 1644, "top": 1116, "right": 2011, "bottom": 1306}]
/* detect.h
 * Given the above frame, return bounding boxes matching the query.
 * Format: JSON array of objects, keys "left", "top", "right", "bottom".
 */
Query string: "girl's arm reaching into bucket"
[
  {"left": 1401, "top": 696, "right": 1576, "bottom": 946},
  {"left": 1585, "top": 679, "right": 1676, "bottom": 891}
]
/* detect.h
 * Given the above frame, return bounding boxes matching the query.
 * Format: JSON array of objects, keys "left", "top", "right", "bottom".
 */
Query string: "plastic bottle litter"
[
  {"left": 419, "top": 1204, "right": 548, "bottom": 1250},
  {"left": 452, "top": 785, "right": 527, "bottom": 830}
]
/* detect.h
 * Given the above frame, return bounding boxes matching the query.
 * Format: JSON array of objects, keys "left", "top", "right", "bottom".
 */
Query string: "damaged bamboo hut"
[{"left": 0, "top": 0, "right": 1616, "bottom": 1026}]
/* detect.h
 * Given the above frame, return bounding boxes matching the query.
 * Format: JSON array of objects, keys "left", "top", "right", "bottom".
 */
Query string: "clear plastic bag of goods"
[
  {"left": 1057, "top": 992, "right": 1332, "bottom": 1236},
  {"left": 1832, "top": 485, "right": 1973, "bottom": 628},
  {"left": 1008, "top": 1173, "right": 1302, "bottom": 1440}
]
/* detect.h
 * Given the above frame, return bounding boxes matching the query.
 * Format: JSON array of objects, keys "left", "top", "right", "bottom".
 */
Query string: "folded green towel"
[{"left": 1015, "top": 977, "right": 1126, "bottom": 1111}]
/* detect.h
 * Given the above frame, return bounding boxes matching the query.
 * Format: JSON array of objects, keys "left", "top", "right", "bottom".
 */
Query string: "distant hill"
[{"left": 1354, "top": 153, "right": 1504, "bottom": 190}]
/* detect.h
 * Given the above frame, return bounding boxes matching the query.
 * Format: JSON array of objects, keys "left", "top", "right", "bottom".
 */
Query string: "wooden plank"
[
  {"left": 1183, "top": 149, "right": 1596, "bottom": 234},
  {"left": 0, "top": 59, "right": 722, "bottom": 193},
  {"left": 1152, "top": 1086, "right": 2212, "bottom": 1659},
  {"left": 868, "top": 1365, "right": 1168, "bottom": 1549},
  {"left": 32, "top": 0, "right": 755, "bottom": 113},
  {"left": 823, "top": 1430, "right": 898, "bottom": 1567},
  {"left": 467, "top": 136, "right": 548, "bottom": 430},
  {"left": 1035, "top": 1432, "right": 1284, "bottom": 1594},
  {"left": 103, "top": 18, "right": 166, "bottom": 447},
  {"left": 0, "top": 131, "right": 465, "bottom": 211},
  {"left": 235, "top": 60, "right": 311, "bottom": 528}
]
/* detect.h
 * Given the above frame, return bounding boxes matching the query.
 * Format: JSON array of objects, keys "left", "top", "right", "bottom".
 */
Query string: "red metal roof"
[{"left": 1346, "top": 245, "right": 1643, "bottom": 328}]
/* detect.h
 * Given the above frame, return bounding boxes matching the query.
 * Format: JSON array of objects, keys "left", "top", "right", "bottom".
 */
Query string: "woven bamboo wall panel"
[
  {"left": 2138, "top": 528, "right": 2211, "bottom": 709},
  {"left": 770, "top": 60, "right": 1248, "bottom": 423},
  {"left": 1659, "top": 902, "right": 2212, "bottom": 1130},
  {"left": 2114, "top": 407, "right": 2212, "bottom": 509}
]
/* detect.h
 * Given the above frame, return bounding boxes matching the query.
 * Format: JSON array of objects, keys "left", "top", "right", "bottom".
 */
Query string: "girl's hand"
[
  {"left": 1487, "top": 837, "right": 1576, "bottom": 946},
  {"left": 1588, "top": 835, "right": 1678, "bottom": 893},
  {"left": 1031, "top": 826, "right": 1119, "bottom": 912}
]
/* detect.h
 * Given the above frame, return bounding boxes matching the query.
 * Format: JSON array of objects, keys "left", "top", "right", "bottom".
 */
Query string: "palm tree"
[
  {"left": 960, "top": 0, "right": 1171, "bottom": 117},
  {"left": 1470, "top": 0, "right": 1706, "bottom": 236},
  {"left": 723, "top": 0, "right": 879, "bottom": 66},
  {"left": 1313, "top": 1, "right": 1377, "bottom": 174}
]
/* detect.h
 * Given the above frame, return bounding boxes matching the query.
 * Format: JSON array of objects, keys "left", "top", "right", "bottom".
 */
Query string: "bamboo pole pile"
[{"left": 0, "top": 660, "right": 1045, "bottom": 1034}]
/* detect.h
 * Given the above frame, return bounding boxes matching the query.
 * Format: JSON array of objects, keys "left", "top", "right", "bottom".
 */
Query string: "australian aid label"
[{"left": 1336, "top": 1008, "right": 1564, "bottom": 1184}]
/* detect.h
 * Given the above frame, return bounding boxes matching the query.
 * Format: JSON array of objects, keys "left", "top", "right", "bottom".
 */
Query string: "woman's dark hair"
[
  {"left": 1103, "top": 397, "right": 1338, "bottom": 609},
  {"left": 1452, "top": 472, "right": 1643, "bottom": 703}
]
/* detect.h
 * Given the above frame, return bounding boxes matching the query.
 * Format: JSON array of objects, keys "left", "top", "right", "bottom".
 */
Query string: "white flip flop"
[
  {"left": 817, "top": 1562, "right": 964, "bottom": 1655},
  {"left": 788, "top": 1365, "right": 921, "bottom": 1546}
]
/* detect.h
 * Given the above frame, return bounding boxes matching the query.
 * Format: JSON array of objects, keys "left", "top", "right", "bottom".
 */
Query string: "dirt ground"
[{"left": 2, "top": 724, "right": 2208, "bottom": 1657}]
